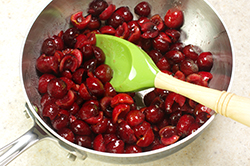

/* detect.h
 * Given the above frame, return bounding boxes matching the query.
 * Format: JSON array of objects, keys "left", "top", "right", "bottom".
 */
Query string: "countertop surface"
[{"left": 1, "top": 0, "right": 250, "bottom": 165}]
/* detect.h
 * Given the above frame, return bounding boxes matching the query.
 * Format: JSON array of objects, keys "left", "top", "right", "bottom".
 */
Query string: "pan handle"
[
  {"left": 0, "top": 114, "right": 49, "bottom": 166},
  {"left": 0, "top": 123, "right": 48, "bottom": 166}
]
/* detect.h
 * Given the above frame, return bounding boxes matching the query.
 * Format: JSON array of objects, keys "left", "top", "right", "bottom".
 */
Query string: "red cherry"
[
  {"left": 55, "top": 90, "right": 75, "bottom": 109},
  {"left": 93, "top": 134, "right": 106, "bottom": 152},
  {"left": 136, "top": 127, "right": 154, "bottom": 147},
  {"left": 42, "top": 103, "right": 60, "bottom": 120},
  {"left": 115, "top": 6, "right": 133, "bottom": 22},
  {"left": 36, "top": 54, "right": 59, "bottom": 74},
  {"left": 186, "top": 73, "right": 208, "bottom": 87},
  {"left": 47, "top": 78, "right": 68, "bottom": 99},
  {"left": 134, "top": 1, "right": 151, "bottom": 17},
  {"left": 165, "top": 50, "right": 185, "bottom": 64},
  {"left": 115, "top": 22, "right": 130, "bottom": 39},
  {"left": 62, "top": 27, "right": 79, "bottom": 48},
  {"left": 143, "top": 90, "right": 157, "bottom": 106},
  {"left": 197, "top": 52, "right": 213, "bottom": 71},
  {"left": 126, "top": 109, "right": 145, "bottom": 127},
  {"left": 176, "top": 114, "right": 195, "bottom": 137},
  {"left": 100, "top": 96, "right": 113, "bottom": 117},
  {"left": 159, "top": 126, "right": 179, "bottom": 145},
  {"left": 110, "top": 93, "right": 134, "bottom": 108},
  {"left": 70, "top": 12, "right": 91, "bottom": 30},
  {"left": 57, "top": 128, "right": 75, "bottom": 142},
  {"left": 106, "top": 139, "right": 125, "bottom": 153},
  {"left": 117, "top": 120, "right": 137, "bottom": 144},
  {"left": 41, "top": 36, "right": 64, "bottom": 56},
  {"left": 112, "top": 104, "right": 130, "bottom": 124},
  {"left": 165, "top": 29, "right": 181, "bottom": 43},
  {"left": 106, "top": 119, "right": 117, "bottom": 134},
  {"left": 148, "top": 50, "right": 163, "bottom": 64},
  {"left": 91, "top": 118, "right": 108, "bottom": 134},
  {"left": 150, "top": 14, "right": 165, "bottom": 31},
  {"left": 59, "top": 55, "right": 79, "bottom": 73},
  {"left": 107, "top": 12, "right": 125, "bottom": 29},
  {"left": 79, "top": 101, "right": 99, "bottom": 120},
  {"left": 156, "top": 57, "right": 171, "bottom": 71},
  {"left": 99, "top": 4, "right": 116, "bottom": 20},
  {"left": 164, "top": 8, "right": 184, "bottom": 29},
  {"left": 87, "top": 16, "right": 101, "bottom": 30},
  {"left": 187, "top": 122, "right": 200, "bottom": 135},
  {"left": 75, "top": 136, "right": 92, "bottom": 148},
  {"left": 141, "top": 22, "right": 159, "bottom": 39},
  {"left": 144, "top": 105, "right": 164, "bottom": 124},
  {"left": 94, "top": 64, "right": 113, "bottom": 84},
  {"left": 125, "top": 145, "right": 142, "bottom": 153},
  {"left": 88, "top": 0, "right": 108, "bottom": 16},
  {"left": 182, "top": 45, "right": 199, "bottom": 60},
  {"left": 38, "top": 74, "right": 56, "bottom": 94},
  {"left": 78, "top": 83, "right": 92, "bottom": 100},
  {"left": 70, "top": 119, "right": 92, "bottom": 136},
  {"left": 93, "top": 46, "right": 106, "bottom": 65},
  {"left": 52, "top": 113, "right": 69, "bottom": 130},
  {"left": 180, "top": 59, "right": 199, "bottom": 76},
  {"left": 153, "top": 33, "right": 170, "bottom": 53},
  {"left": 100, "top": 25, "right": 116, "bottom": 34},
  {"left": 195, "top": 112, "right": 211, "bottom": 125},
  {"left": 86, "top": 77, "right": 105, "bottom": 98},
  {"left": 40, "top": 93, "right": 57, "bottom": 110},
  {"left": 81, "top": 44, "right": 94, "bottom": 61}
]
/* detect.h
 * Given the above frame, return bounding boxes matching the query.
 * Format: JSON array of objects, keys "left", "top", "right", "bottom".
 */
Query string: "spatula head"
[{"left": 95, "top": 34, "right": 160, "bottom": 92}]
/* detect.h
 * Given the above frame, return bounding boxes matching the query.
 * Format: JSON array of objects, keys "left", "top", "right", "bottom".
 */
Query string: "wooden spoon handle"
[{"left": 155, "top": 71, "right": 250, "bottom": 127}]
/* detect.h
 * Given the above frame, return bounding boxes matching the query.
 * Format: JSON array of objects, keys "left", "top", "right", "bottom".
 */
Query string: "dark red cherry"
[
  {"left": 38, "top": 74, "right": 56, "bottom": 94},
  {"left": 115, "top": 6, "right": 133, "bottom": 22},
  {"left": 47, "top": 78, "right": 68, "bottom": 99},
  {"left": 94, "top": 64, "right": 113, "bottom": 84},
  {"left": 70, "top": 119, "right": 92, "bottom": 136},
  {"left": 75, "top": 136, "right": 92, "bottom": 149},
  {"left": 58, "top": 128, "right": 75, "bottom": 142},
  {"left": 107, "top": 12, "right": 125, "bottom": 29},
  {"left": 197, "top": 52, "right": 213, "bottom": 71},
  {"left": 88, "top": 0, "right": 108, "bottom": 16},
  {"left": 134, "top": 1, "right": 151, "bottom": 17},
  {"left": 63, "top": 27, "right": 79, "bottom": 48}
]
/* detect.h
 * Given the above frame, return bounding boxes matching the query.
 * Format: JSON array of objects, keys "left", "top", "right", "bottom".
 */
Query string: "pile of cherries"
[{"left": 36, "top": 0, "right": 214, "bottom": 153}]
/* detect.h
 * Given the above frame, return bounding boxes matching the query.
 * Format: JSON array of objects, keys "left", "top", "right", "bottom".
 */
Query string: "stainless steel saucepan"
[{"left": 0, "top": 0, "right": 233, "bottom": 165}]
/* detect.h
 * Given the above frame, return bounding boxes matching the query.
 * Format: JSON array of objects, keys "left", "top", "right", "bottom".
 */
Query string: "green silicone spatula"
[{"left": 95, "top": 34, "right": 250, "bottom": 127}]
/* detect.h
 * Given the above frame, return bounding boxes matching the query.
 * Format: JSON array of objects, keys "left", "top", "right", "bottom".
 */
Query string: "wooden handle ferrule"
[{"left": 216, "top": 91, "right": 234, "bottom": 117}]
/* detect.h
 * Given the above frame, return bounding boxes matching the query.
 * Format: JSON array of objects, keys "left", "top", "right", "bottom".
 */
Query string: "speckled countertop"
[{"left": 1, "top": 0, "right": 250, "bottom": 165}]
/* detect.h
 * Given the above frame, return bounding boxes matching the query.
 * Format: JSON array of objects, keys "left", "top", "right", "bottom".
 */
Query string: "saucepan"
[{"left": 0, "top": 0, "right": 233, "bottom": 165}]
